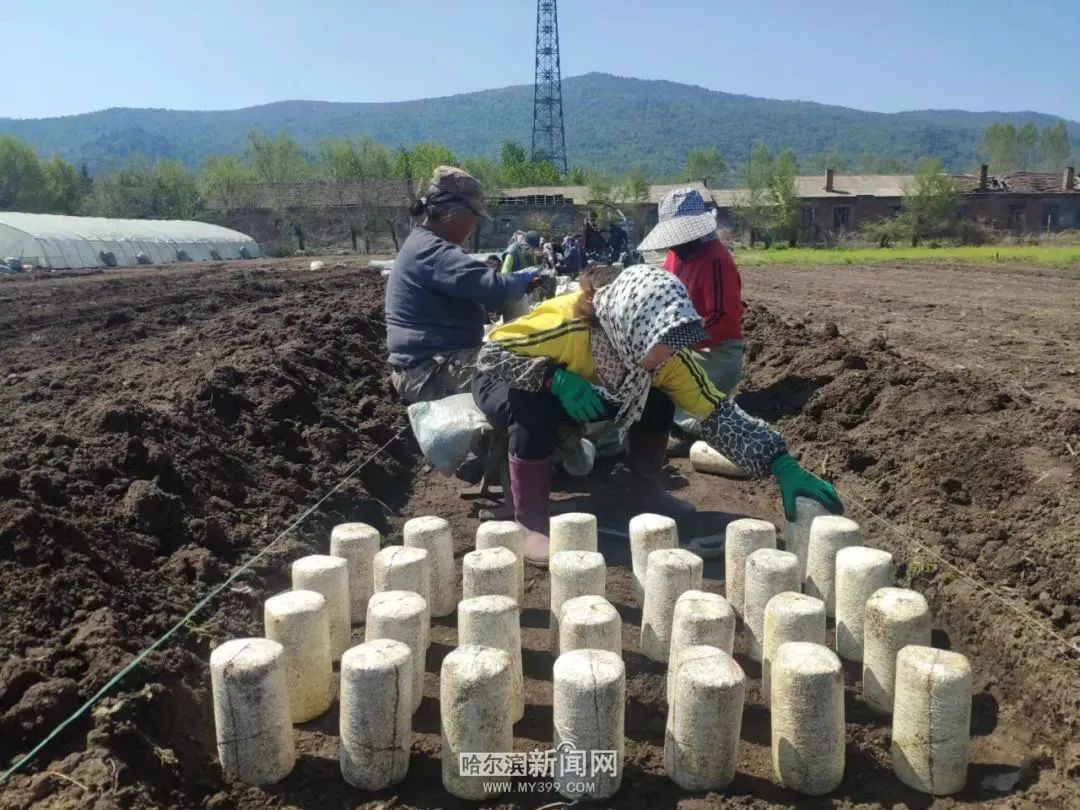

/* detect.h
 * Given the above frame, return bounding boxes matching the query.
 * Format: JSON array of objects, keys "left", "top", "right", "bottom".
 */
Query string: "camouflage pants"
[{"left": 389, "top": 347, "right": 480, "bottom": 404}]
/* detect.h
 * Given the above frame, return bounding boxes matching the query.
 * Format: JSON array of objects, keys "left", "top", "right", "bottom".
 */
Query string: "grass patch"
[
  {"left": 901, "top": 555, "right": 939, "bottom": 589},
  {"left": 736, "top": 245, "right": 1080, "bottom": 268},
  {"left": 183, "top": 618, "right": 220, "bottom": 645}
]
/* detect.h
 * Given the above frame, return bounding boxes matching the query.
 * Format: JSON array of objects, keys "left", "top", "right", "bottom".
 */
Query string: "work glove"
[
  {"left": 550, "top": 368, "right": 606, "bottom": 423},
  {"left": 771, "top": 453, "right": 844, "bottom": 522}
]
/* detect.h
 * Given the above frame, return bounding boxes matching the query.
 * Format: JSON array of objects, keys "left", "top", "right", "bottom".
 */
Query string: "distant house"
[
  {"left": 953, "top": 166, "right": 1080, "bottom": 231},
  {"left": 206, "top": 168, "right": 1080, "bottom": 253},
  {"left": 713, "top": 167, "right": 1080, "bottom": 238}
]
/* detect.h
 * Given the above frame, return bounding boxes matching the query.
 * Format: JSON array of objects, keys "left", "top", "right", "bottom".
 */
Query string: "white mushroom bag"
[{"left": 407, "top": 393, "right": 491, "bottom": 476}]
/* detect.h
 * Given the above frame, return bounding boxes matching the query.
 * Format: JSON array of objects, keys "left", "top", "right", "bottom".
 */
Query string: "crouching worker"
[
  {"left": 385, "top": 166, "right": 537, "bottom": 403},
  {"left": 472, "top": 264, "right": 842, "bottom": 566},
  {"left": 637, "top": 187, "right": 744, "bottom": 420}
]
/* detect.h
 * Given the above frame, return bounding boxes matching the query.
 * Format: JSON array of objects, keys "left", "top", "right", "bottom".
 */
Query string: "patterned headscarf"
[{"left": 590, "top": 264, "right": 708, "bottom": 433}]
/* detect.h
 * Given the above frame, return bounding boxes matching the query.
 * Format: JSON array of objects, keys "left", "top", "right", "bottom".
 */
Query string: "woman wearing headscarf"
[{"left": 472, "top": 264, "right": 842, "bottom": 566}]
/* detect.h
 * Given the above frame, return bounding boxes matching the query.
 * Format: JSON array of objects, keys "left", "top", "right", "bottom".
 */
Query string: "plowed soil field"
[{"left": 0, "top": 257, "right": 1076, "bottom": 809}]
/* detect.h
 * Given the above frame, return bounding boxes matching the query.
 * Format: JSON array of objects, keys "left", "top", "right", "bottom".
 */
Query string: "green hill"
[{"left": 1, "top": 73, "right": 1076, "bottom": 177}]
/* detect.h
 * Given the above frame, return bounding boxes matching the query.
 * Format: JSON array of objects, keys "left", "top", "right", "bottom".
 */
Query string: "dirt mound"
[
  {"left": 0, "top": 267, "right": 414, "bottom": 807},
  {"left": 741, "top": 304, "right": 1079, "bottom": 624},
  {"left": 738, "top": 304, "right": 1080, "bottom": 764}
]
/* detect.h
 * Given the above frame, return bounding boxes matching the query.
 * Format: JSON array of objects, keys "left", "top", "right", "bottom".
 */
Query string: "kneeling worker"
[
  {"left": 385, "top": 166, "right": 536, "bottom": 403},
  {"left": 472, "top": 264, "right": 842, "bottom": 566}
]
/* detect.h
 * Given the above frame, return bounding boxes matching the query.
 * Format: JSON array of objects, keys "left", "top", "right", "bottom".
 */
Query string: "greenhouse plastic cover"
[{"left": 0, "top": 212, "right": 260, "bottom": 269}]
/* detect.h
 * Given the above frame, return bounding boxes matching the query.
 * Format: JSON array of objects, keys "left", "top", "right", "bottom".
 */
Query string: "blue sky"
[{"left": 2, "top": 0, "right": 1078, "bottom": 120}]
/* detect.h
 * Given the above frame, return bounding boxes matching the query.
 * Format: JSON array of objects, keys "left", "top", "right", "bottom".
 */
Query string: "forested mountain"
[{"left": 2, "top": 73, "right": 1076, "bottom": 177}]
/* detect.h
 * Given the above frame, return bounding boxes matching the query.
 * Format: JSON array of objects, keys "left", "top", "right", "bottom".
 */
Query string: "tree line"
[
  {"left": 979, "top": 122, "right": 1071, "bottom": 173},
  {"left": 0, "top": 131, "right": 927, "bottom": 223},
  {"left": 1, "top": 119, "right": 1072, "bottom": 250},
  {"left": 0, "top": 131, "right": 556, "bottom": 221}
]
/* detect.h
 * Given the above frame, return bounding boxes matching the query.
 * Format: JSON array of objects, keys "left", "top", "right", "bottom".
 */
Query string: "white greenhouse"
[{"left": 0, "top": 212, "right": 260, "bottom": 270}]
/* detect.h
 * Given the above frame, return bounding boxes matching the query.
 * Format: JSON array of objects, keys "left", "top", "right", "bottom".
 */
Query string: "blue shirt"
[{"left": 385, "top": 227, "right": 531, "bottom": 368}]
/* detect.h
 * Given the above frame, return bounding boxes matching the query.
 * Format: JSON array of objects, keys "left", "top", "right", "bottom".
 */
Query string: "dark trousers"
[{"left": 472, "top": 371, "right": 675, "bottom": 460}]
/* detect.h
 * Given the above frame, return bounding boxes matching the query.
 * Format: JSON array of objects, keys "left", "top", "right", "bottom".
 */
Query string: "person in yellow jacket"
[{"left": 472, "top": 264, "right": 843, "bottom": 566}]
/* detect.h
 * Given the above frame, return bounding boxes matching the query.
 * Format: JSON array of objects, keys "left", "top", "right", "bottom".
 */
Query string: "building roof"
[
  {"left": 642, "top": 182, "right": 715, "bottom": 204},
  {"left": 214, "top": 169, "right": 1080, "bottom": 213},
  {"left": 794, "top": 174, "right": 914, "bottom": 198},
  {"left": 492, "top": 186, "right": 584, "bottom": 205},
  {"left": 495, "top": 181, "right": 720, "bottom": 207},
  {"left": 952, "top": 171, "right": 1080, "bottom": 194}
]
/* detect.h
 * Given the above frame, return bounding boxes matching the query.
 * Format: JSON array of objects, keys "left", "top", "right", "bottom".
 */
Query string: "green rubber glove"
[
  {"left": 551, "top": 368, "right": 605, "bottom": 422},
  {"left": 771, "top": 453, "right": 844, "bottom": 522}
]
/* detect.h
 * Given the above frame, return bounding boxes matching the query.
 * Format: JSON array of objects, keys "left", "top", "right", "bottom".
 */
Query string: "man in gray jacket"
[{"left": 385, "top": 166, "right": 536, "bottom": 403}]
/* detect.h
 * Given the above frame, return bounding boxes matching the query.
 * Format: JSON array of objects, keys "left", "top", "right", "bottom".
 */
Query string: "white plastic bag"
[
  {"left": 561, "top": 437, "right": 597, "bottom": 477},
  {"left": 407, "top": 393, "right": 491, "bottom": 476}
]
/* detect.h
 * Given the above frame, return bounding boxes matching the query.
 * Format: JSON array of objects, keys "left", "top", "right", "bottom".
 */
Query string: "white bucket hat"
[{"left": 637, "top": 187, "right": 718, "bottom": 251}]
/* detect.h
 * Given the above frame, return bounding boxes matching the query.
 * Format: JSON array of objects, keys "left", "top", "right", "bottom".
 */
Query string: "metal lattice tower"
[{"left": 531, "top": 0, "right": 568, "bottom": 174}]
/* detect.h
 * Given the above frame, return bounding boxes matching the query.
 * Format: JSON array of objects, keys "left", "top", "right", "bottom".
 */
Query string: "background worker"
[
  {"left": 558, "top": 235, "right": 585, "bottom": 277},
  {"left": 472, "top": 264, "right": 842, "bottom": 565},
  {"left": 499, "top": 230, "right": 543, "bottom": 321},
  {"left": 637, "top": 187, "right": 744, "bottom": 437},
  {"left": 501, "top": 230, "right": 543, "bottom": 274},
  {"left": 542, "top": 241, "right": 557, "bottom": 270},
  {"left": 385, "top": 166, "right": 537, "bottom": 403}
]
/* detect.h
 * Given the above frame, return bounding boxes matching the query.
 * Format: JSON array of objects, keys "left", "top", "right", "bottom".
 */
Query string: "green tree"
[
  {"left": 83, "top": 158, "right": 157, "bottom": 218},
  {"left": 1040, "top": 122, "right": 1071, "bottom": 169},
  {"left": 317, "top": 137, "right": 394, "bottom": 252},
  {"left": 41, "top": 156, "right": 88, "bottom": 213},
  {"left": 769, "top": 150, "right": 801, "bottom": 246},
  {"left": 732, "top": 143, "right": 774, "bottom": 244},
  {"left": 461, "top": 157, "right": 505, "bottom": 203},
  {"left": 855, "top": 153, "right": 907, "bottom": 174},
  {"left": 498, "top": 140, "right": 530, "bottom": 186},
  {"left": 900, "top": 158, "right": 957, "bottom": 246},
  {"left": 805, "top": 150, "right": 849, "bottom": 173},
  {"left": 246, "top": 131, "right": 312, "bottom": 184},
  {"left": 618, "top": 165, "right": 650, "bottom": 205},
  {"left": 153, "top": 160, "right": 199, "bottom": 219},
  {"left": 199, "top": 155, "right": 255, "bottom": 218},
  {"left": 0, "top": 136, "right": 47, "bottom": 211},
  {"left": 1016, "top": 123, "right": 1039, "bottom": 170},
  {"left": 245, "top": 131, "right": 313, "bottom": 249},
  {"left": 84, "top": 158, "right": 198, "bottom": 219},
  {"left": 391, "top": 141, "right": 458, "bottom": 187},
  {"left": 585, "top": 171, "right": 618, "bottom": 225},
  {"left": 682, "top": 147, "right": 727, "bottom": 187},
  {"left": 317, "top": 138, "right": 363, "bottom": 183},
  {"left": 859, "top": 216, "right": 908, "bottom": 248},
  {"left": 980, "top": 123, "right": 1018, "bottom": 171},
  {"left": 497, "top": 140, "right": 561, "bottom": 187},
  {"left": 566, "top": 167, "right": 588, "bottom": 185}
]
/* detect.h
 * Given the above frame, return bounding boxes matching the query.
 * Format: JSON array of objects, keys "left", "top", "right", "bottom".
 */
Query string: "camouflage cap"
[{"left": 428, "top": 165, "right": 491, "bottom": 220}]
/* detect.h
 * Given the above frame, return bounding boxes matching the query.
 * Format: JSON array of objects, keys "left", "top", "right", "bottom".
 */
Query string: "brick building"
[
  {"left": 953, "top": 166, "right": 1080, "bottom": 231},
  {"left": 207, "top": 169, "right": 1079, "bottom": 253}
]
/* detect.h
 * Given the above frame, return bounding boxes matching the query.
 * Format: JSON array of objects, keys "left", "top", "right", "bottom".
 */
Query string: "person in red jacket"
[{"left": 638, "top": 187, "right": 744, "bottom": 436}]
